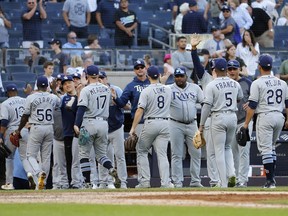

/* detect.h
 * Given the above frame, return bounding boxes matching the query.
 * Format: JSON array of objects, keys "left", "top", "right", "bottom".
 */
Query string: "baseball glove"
[
  {"left": 236, "top": 127, "right": 250, "bottom": 147},
  {"left": 193, "top": 130, "right": 206, "bottom": 149},
  {"left": 0, "top": 144, "right": 12, "bottom": 158},
  {"left": 124, "top": 134, "right": 138, "bottom": 151},
  {"left": 9, "top": 131, "right": 21, "bottom": 148},
  {"left": 79, "top": 127, "right": 90, "bottom": 146}
]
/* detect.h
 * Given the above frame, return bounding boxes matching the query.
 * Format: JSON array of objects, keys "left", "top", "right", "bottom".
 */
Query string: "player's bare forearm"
[
  {"left": 17, "top": 114, "right": 29, "bottom": 133},
  {"left": 130, "top": 108, "right": 143, "bottom": 135},
  {"left": 243, "top": 107, "right": 255, "bottom": 129}
]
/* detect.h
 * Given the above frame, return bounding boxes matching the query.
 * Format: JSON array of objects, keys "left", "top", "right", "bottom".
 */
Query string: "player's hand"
[
  {"left": 242, "top": 123, "right": 248, "bottom": 129},
  {"left": 74, "top": 125, "right": 80, "bottom": 135},
  {"left": 24, "top": 83, "right": 32, "bottom": 95},
  {"left": 129, "top": 128, "right": 136, "bottom": 137},
  {"left": 80, "top": 72, "right": 88, "bottom": 86},
  {"left": 190, "top": 34, "right": 201, "bottom": 48},
  {"left": 268, "top": 30, "right": 274, "bottom": 39},
  {"left": 198, "top": 125, "right": 204, "bottom": 133},
  {"left": 111, "top": 88, "right": 117, "bottom": 100},
  {"left": 285, "top": 120, "right": 288, "bottom": 129},
  {"left": 242, "top": 102, "right": 249, "bottom": 111},
  {"left": 50, "top": 79, "right": 57, "bottom": 93}
]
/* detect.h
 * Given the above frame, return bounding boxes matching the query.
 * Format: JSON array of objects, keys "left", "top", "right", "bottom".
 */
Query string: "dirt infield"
[{"left": 0, "top": 191, "right": 288, "bottom": 208}]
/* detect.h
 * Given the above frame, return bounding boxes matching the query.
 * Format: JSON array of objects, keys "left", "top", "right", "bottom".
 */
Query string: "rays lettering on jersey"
[
  {"left": 265, "top": 80, "right": 282, "bottom": 87},
  {"left": 172, "top": 91, "right": 197, "bottom": 101},
  {"left": 31, "top": 97, "right": 56, "bottom": 111},
  {"left": 134, "top": 85, "right": 147, "bottom": 92},
  {"left": 215, "top": 81, "right": 237, "bottom": 90},
  {"left": 89, "top": 86, "right": 110, "bottom": 95}
]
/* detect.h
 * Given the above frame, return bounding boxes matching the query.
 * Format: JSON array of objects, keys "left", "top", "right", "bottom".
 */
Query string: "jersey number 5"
[{"left": 225, "top": 92, "right": 232, "bottom": 107}]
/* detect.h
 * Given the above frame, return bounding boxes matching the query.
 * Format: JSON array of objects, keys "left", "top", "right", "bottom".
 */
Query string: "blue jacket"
[{"left": 114, "top": 77, "right": 150, "bottom": 122}]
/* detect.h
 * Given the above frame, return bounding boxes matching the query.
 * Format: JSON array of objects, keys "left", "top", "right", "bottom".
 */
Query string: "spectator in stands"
[
  {"left": 114, "top": 0, "right": 138, "bottom": 48},
  {"left": 172, "top": 36, "right": 194, "bottom": 82},
  {"left": 34, "top": 61, "right": 55, "bottom": 91},
  {"left": 207, "top": 0, "right": 222, "bottom": 27},
  {"left": 144, "top": 54, "right": 152, "bottom": 69},
  {"left": 182, "top": 0, "right": 207, "bottom": 34},
  {"left": 203, "top": 25, "right": 227, "bottom": 58},
  {"left": 174, "top": 3, "right": 190, "bottom": 34},
  {"left": 198, "top": 0, "right": 210, "bottom": 20},
  {"left": 279, "top": 59, "right": 288, "bottom": 84},
  {"left": 24, "top": 42, "right": 47, "bottom": 71},
  {"left": 62, "top": 0, "right": 91, "bottom": 39},
  {"left": 277, "top": 3, "right": 288, "bottom": 26},
  {"left": 96, "top": 0, "right": 120, "bottom": 39},
  {"left": 251, "top": 0, "right": 282, "bottom": 23},
  {"left": 248, "top": 6, "right": 274, "bottom": 48},
  {"left": 83, "top": 58, "right": 94, "bottom": 69},
  {"left": 172, "top": 0, "right": 190, "bottom": 22},
  {"left": 225, "top": 44, "right": 248, "bottom": 77},
  {"left": 70, "top": 55, "right": 84, "bottom": 75},
  {"left": 62, "top": 31, "right": 84, "bottom": 58},
  {"left": 0, "top": 5, "right": 11, "bottom": 66},
  {"left": 48, "top": 38, "right": 68, "bottom": 74},
  {"left": 160, "top": 53, "right": 174, "bottom": 85},
  {"left": 84, "top": 34, "right": 101, "bottom": 59},
  {"left": 88, "top": 0, "right": 98, "bottom": 24},
  {"left": 21, "top": 0, "right": 47, "bottom": 48},
  {"left": 220, "top": 4, "right": 237, "bottom": 44},
  {"left": 236, "top": 29, "right": 260, "bottom": 80},
  {"left": 225, "top": 0, "right": 253, "bottom": 34}
]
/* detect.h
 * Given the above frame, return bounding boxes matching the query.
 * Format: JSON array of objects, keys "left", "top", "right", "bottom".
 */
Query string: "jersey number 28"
[{"left": 267, "top": 89, "right": 282, "bottom": 105}]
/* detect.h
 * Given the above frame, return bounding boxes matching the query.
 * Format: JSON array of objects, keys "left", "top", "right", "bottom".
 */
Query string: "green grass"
[{"left": 0, "top": 204, "right": 287, "bottom": 216}]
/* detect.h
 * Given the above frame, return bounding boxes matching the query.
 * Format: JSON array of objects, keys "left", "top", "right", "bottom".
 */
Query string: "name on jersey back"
[
  {"left": 215, "top": 81, "right": 237, "bottom": 90},
  {"left": 265, "top": 80, "right": 281, "bottom": 87},
  {"left": 89, "top": 86, "right": 110, "bottom": 95},
  {"left": 31, "top": 97, "right": 56, "bottom": 110},
  {"left": 8, "top": 99, "right": 25, "bottom": 107},
  {"left": 153, "top": 87, "right": 166, "bottom": 94}
]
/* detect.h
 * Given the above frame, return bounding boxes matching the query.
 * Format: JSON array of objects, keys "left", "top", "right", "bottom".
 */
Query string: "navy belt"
[
  {"left": 147, "top": 117, "right": 168, "bottom": 120},
  {"left": 84, "top": 117, "right": 107, "bottom": 121},
  {"left": 170, "top": 118, "right": 195, "bottom": 125}
]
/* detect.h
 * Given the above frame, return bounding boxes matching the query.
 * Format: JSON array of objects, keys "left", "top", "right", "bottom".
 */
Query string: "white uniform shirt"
[
  {"left": 203, "top": 77, "right": 243, "bottom": 112},
  {"left": 138, "top": 83, "right": 172, "bottom": 119},
  {"left": 249, "top": 75, "right": 288, "bottom": 114}
]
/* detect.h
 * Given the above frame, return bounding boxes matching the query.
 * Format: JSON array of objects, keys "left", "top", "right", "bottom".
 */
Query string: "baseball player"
[
  {"left": 112, "top": 59, "right": 150, "bottom": 135},
  {"left": 0, "top": 84, "right": 26, "bottom": 190},
  {"left": 169, "top": 67, "right": 204, "bottom": 188},
  {"left": 13, "top": 76, "right": 60, "bottom": 190},
  {"left": 98, "top": 71, "right": 128, "bottom": 189},
  {"left": 190, "top": 34, "right": 220, "bottom": 187},
  {"left": 199, "top": 58, "right": 243, "bottom": 188},
  {"left": 130, "top": 66, "right": 173, "bottom": 188},
  {"left": 243, "top": 54, "right": 288, "bottom": 188},
  {"left": 74, "top": 65, "right": 120, "bottom": 187},
  {"left": 227, "top": 59, "right": 253, "bottom": 187}
]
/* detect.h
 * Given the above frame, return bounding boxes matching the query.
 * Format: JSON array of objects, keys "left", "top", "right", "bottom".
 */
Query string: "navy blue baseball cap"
[
  {"left": 189, "top": 0, "right": 197, "bottom": 7},
  {"left": 56, "top": 74, "right": 64, "bottom": 81},
  {"left": 221, "top": 4, "right": 231, "bottom": 11},
  {"left": 48, "top": 38, "right": 62, "bottom": 46},
  {"left": 134, "top": 59, "right": 145, "bottom": 69},
  {"left": 174, "top": 67, "right": 186, "bottom": 76},
  {"left": 258, "top": 54, "right": 273, "bottom": 67},
  {"left": 5, "top": 83, "right": 17, "bottom": 92},
  {"left": 86, "top": 65, "right": 99, "bottom": 76},
  {"left": 37, "top": 76, "right": 48, "bottom": 87},
  {"left": 61, "top": 75, "right": 73, "bottom": 84},
  {"left": 147, "top": 66, "right": 159, "bottom": 78},
  {"left": 227, "top": 60, "right": 240, "bottom": 69},
  {"left": 214, "top": 58, "right": 227, "bottom": 71},
  {"left": 72, "top": 73, "right": 81, "bottom": 79},
  {"left": 99, "top": 71, "right": 107, "bottom": 78}
]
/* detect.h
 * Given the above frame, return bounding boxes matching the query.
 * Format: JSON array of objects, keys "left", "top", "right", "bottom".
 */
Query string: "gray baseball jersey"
[
  {"left": 249, "top": 75, "right": 288, "bottom": 113},
  {"left": 23, "top": 92, "right": 60, "bottom": 124},
  {"left": 169, "top": 82, "right": 204, "bottom": 122},
  {"left": 0, "top": 96, "right": 25, "bottom": 128},
  {"left": 199, "top": 72, "right": 213, "bottom": 93},
  {"left": 204, "top": 77, "right": 243, "bottom": 112},
  {"left": 138, "top": 83, "right": 172, "bottom": 119},
  {"left": 78, "top": 83, "right": 111, "bottom": 118}
]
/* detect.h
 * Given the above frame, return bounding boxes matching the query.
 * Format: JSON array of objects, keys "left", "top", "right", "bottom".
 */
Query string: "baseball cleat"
[
  {"left": 228, "top": 176, "right": 236, "bottom": 187},
  {"left": 161, "top": 182, "right": 175, "bottom": 188},
  {"left": 263, "top": 180, "right": 276, "bottom": 189},
  {"left": 37, "top": 172, "right": 46, "bottom": 190},
  {"left": 120, "top": 183, "right": 128, "bottom": 189},
  {"left": 190, "top": 182, "right": 204, "bottom": 187},
  {"left": 135, "top": 182, "right": 151, "bottom": 188},
  {"left": 1, "top": 183, "right": 15, "bottom": 190},
  {"left": 27, "top": 172, "right": 36, "bottom": 190},
  {"left": 235, "top": 182, "right": 247, "bottom": 188},
  {"left": 109, "top": 168, "right": 121, "bottom": 188}
]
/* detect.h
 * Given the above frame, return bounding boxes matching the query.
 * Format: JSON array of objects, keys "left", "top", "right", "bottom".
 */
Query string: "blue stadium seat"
[
  {"left": 5, "top": 65, "right": 30, "bottom": 74},
  {"left": 11, "top": 72, "right": 37, "bottom": 82},
  {"left": 0, "top": 96, "right": 8, "bottom": 103},
  {"left": 32, "top": 65, "right": 44, "bottom": 76},
  {"left": 99, "top": 38, "right": 115, "bottom": 49},
  {"left": 142, "top": 3, "right": 160, "bottom": 12},
  {"left": 2, "top": 81, "right": 27, "bottom": 91},
  {"left": 1, "top": 73, "right": 10, "bottom": 81},
  {"left": 274, "top": 26, "right": 288, "bottom": 49}
]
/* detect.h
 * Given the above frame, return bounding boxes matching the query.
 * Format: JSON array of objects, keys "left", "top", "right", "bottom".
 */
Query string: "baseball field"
[{"left": 1, "top": 188, "right": 288, "bottom": 216}]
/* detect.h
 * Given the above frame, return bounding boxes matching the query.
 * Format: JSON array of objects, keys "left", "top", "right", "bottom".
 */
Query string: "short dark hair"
[
  {"left": 176, "top": 36, "right": 186, "bottom": 42},
  {"left": 260, "top": 65, "right": 272, "bottom": 71},
  {"left": 87, "top": 34, "right": 98, "bottom": 46},
  {"left": 43, "top": 61, "right": 54, "bottom": 69}
]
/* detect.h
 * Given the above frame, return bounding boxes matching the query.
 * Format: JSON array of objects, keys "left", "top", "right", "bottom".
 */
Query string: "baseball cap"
[
  {"left": 61, "top": 75, "right": 73, "bottom": 84},
  {"left": 66, "top": 67, "right": 76, "bottom": 75},
  {"left": 174, "top": 67, "right": 186, "bottom": 76},
  {"left": 221, "top": 4, "right": 231, "bottom": 11},
  {"left": 199, "top": 49, "right": 210, "bottom": 56},
  {"left": 227, "top": 60, "right": 240, "bottom": 69},
  {"left": 37, "top": 76, "right": 48, "bottom": 87},
  {"left": 5, "top": 83, "right": 17, "bottom": 92},
  {"left": 163, "top": 54, "right": 171, "bottom": 63},
  {"left": 86, "top": 65, "right": 99, "bottom": 76},
  {"left": 72, "top": 73, "right": 81, "bottom": 79},
  {"left": 99, "top": 71, "right": 107, "bottom": 78},
  {"left": 189, "top": 0, "right": 197, "bottom": 7},
  {"left": 211, "top": 25, "right": 219, "bottom": 31},
  {"left": 147, "top": 66, "right": 160, "bottom": 78},
  {"left": 56, "top": 74, "right": 64, "bottom": 81},
  {"left": 214, "top": 58, "right": 227, "bottom": 71},
  {"left": 257, "top": 54, "right": 273, "bottom": 67},
  {"left": 48, "top": 38, "right": 62, "bottom": 46},
  {"left": 134, "top": 59, "right": 145, "bottom": 69}
]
